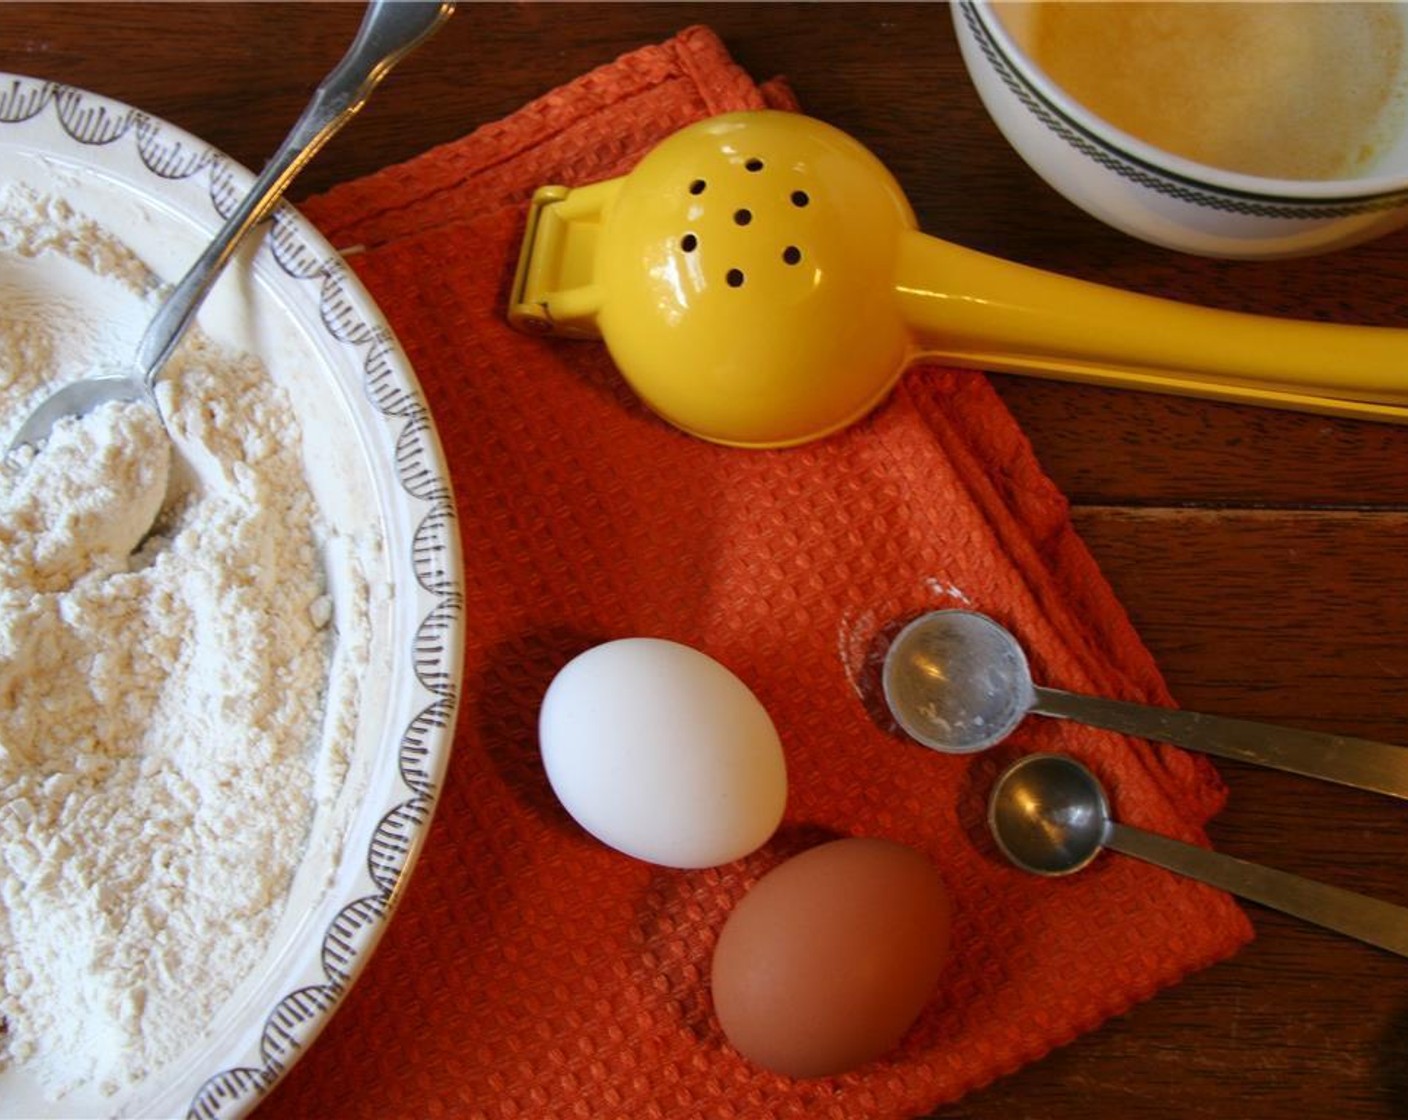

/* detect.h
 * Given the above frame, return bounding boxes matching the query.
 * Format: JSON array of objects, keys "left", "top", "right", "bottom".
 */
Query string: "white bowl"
[
  {"left": 952, "top": 0, "right": 1408, "bottom": 259},
  {"left": 0, "top": 74, "right": 463, "bottom": 1118}
]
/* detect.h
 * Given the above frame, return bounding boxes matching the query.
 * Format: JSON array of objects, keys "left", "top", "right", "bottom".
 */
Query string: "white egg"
[{"left": 539, "top": 638, "right": 787, "bottom": 869}]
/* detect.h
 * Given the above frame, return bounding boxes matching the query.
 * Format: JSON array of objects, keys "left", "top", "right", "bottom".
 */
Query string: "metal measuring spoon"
[
  {"left": 881, "top": 608, "right": 1408, "bottom": 801},
  {"left": 989, "top": 753, "right": 1408, "bottom": 958},
  {"left": 7, "top": 0, "right": 454, "bottom": 455}
]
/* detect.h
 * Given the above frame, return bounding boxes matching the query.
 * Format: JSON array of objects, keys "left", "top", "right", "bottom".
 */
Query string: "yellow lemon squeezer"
[{"left": 510, "top": 110, "right": 1408, "bottom": 448}]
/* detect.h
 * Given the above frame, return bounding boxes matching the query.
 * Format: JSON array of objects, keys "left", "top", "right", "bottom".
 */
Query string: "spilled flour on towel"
[{"left": 0, "top": 185, "right": 363, "bottom": 1099}]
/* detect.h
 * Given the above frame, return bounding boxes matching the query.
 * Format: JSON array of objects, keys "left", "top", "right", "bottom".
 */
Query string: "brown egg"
[{"left": 709, "top": 836, "right": 953, "bottom": 1078}]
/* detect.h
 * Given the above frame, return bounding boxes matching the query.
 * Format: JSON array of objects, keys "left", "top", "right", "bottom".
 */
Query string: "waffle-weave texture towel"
[{"left": 261, "top": 26, "right": 1252, "bottom": 1120}]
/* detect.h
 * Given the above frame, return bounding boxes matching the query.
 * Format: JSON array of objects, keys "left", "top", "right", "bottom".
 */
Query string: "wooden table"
[{"left": 4, "top": 4, "right": 1406, "bottom": 1118}]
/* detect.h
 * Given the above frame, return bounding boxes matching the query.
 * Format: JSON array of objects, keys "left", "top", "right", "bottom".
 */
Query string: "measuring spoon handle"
[
  {"left": 1032, "top": 685, "right": 1408, "bottom": 801},
  {"left": 1106, "top": 822, "right": 1408, "bottom": 958}
]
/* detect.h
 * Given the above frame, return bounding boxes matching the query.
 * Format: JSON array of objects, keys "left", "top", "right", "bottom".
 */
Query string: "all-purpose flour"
[{"left": 0, "top": 185, "right": 359, "bottom": 1098}]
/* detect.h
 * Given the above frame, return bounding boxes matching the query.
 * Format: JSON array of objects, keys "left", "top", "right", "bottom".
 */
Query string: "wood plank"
[{"left": 996, "top": 377, "right": 1408, "bottom": 509}]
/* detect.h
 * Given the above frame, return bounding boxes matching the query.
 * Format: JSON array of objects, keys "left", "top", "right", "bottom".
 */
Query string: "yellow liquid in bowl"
[{"left": 1027, "top": 2, "right": 1408, "bottom": 181}]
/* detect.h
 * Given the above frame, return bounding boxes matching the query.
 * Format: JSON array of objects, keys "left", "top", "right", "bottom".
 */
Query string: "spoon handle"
[
  {"left": 1106, "top": 821, "right": 1408, "bottom": 958},
  {"left": 1032, "top": 685, "right": 1408, "bottom": 801},
  {"left": 135, "top": 0, "right": 454, "bottom": 384}
]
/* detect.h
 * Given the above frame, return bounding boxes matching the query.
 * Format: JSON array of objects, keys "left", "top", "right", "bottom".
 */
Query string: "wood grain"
[{"left": 2, "top": 4, "right": 1406, "bottom": 1118}]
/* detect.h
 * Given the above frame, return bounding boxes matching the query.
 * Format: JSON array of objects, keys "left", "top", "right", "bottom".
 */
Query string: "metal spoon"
[
  {"left": 7, "top": 0, "right": 454, "bottom": 455},
  {"left": 989, "top": 753, "right": 1408, "bottom": 958},
  {"left": 881, "top": 608, "right": 1408, "bottom": 801}
]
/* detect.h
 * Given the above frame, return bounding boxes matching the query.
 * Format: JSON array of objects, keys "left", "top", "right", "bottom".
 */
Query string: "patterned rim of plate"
[{"left": 0, "top": 73, "right": 464, "bottom": 1119}]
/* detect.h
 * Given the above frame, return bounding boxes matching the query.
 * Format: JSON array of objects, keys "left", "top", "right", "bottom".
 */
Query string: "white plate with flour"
[{"left": 0, "top": 73, "right": 463, "bottom": 1118}]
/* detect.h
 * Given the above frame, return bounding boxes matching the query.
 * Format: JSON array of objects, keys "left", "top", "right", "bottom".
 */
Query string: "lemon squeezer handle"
[{"left": 894, "top": 233, "right": 1408, "bottom": 423}]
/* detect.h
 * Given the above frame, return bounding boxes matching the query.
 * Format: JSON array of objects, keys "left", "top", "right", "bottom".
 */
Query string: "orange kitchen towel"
[{"left": 261, "top": 25, "right": 1252, "bottom": 1120}]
